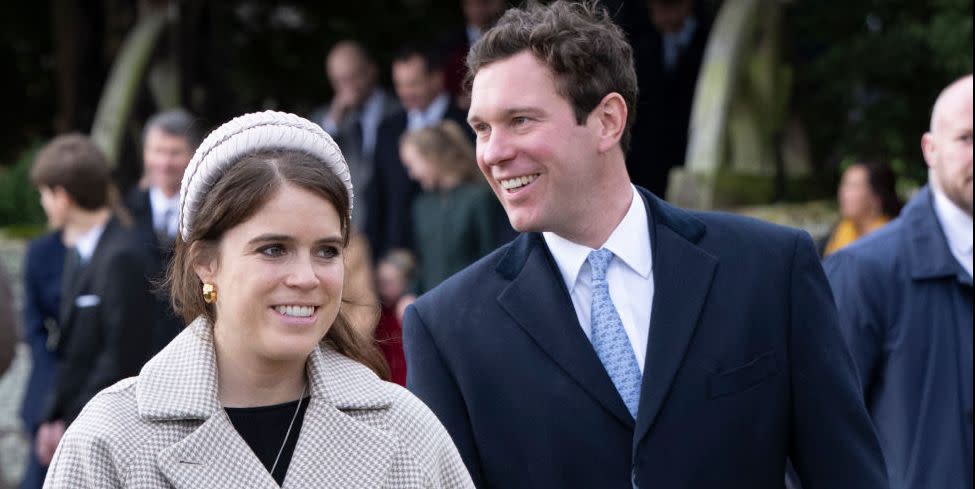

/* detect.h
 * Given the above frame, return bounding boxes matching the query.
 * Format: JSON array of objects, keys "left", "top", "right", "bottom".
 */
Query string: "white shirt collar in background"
[{"left": 932, "top": 186, "right": 974, "bottom": 277}]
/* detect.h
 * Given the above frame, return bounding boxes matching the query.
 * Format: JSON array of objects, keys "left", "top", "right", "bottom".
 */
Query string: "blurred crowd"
[{"left": 0, "top": 0, "right": 969, "bottom": 488}]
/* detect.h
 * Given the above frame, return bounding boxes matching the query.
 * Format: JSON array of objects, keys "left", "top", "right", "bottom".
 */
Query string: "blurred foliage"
[
  {"left": 786, "top": 0, "right": 973, "bottom": 185},
  {"left": 0, "top": 143, "right": 46, "bottom": 228}
]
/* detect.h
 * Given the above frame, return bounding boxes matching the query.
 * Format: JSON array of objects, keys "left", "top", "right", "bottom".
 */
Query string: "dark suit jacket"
[
  {"left": 369, "top": 102, "right": 473, "bottom": 257},
  {"left": 19, "top": 231, "right": 65, "bottom": 433},
  {"left": 125, "top": 188, "right": 184, "bottom": 353},
  {"left": 404, "top": 187, "right": 888, "bottom": 488},
  {"left": 44, "top": 216, "right": 155, "bottom": 425},
  {"left": 824, "top": 186, "right": 973, "bottom": 489}
]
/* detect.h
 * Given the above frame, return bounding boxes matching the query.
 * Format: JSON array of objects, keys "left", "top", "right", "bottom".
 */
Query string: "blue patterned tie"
[{"left": 588, "top": 248, "right": 643, "bottom": 418}]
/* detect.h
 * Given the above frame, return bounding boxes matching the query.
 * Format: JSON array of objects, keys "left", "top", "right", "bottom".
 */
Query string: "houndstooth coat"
[{"left": 43, "top": 318, "right": 475, "bottom": 488}]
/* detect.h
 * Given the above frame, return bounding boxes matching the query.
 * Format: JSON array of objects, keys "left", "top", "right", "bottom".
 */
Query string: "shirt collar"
[
  {"left": 149, "top": 186, "right": 180, "bottom": 215},
  {"left": 932, "top": 186, "right": 974, "bottom": 258},
  {"left": 543, "top": 185, "right": 652, "bottom": 291},
  {"left": 75, "top": 221, "right": 107, "bottom": 264},
  {"left": 407, "top": 92, "right": 451, "bottom": 131}
]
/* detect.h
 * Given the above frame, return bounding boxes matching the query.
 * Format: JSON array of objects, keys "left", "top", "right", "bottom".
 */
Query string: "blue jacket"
[
  {"left": 19, "top": 231, "right": 65, "bottom": 433},
  {"left": 405, "top": 187, "right": 888, "bottom": 489},
  {"left": 825, "top": 186, "right": 973, "bottom": 489}
]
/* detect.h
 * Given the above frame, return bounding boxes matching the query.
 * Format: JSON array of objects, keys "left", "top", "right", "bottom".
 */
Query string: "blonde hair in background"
[{"left": 400, "top": 120, "right": 480, "bottom": 184}]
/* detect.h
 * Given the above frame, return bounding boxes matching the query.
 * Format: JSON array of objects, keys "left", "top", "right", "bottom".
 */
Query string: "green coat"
[{"left": 412, "top": 183, "right": 501, "bottom": 293}]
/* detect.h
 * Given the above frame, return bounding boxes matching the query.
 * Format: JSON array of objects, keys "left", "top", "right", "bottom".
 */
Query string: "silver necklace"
[{"left": 270, "top": 383, "right": 307, "bottom": 478}]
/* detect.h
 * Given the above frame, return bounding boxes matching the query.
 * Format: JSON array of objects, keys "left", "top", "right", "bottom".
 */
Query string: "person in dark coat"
[
  {"left": 124, "top": 109, "right": 199, "bottom": 352},
  {"left": 17, "top": 231, "right": 65, "bottom": 489},
  {"left": 30, "top": 134, "right": 155, "bottom": 467},
  {"left": 824, "top": 74, "right": 973, "bottom": 489},
  {"left": 439, "top": 0, "right": 507, "bottom": 109},
  {"left": 310, "top": 40, "right": 402, "bottom": 236},
  {"left": 370, "top": 44, "right": 474, "bottom": 259},
  {"left": 404, "top": 3, "right": 888, "bottom": 488},
  {"left": 620, "top": 0, "right": 712, "bottom": 197}
]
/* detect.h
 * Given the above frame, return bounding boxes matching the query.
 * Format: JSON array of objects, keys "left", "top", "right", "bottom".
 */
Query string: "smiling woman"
[{"left": 41, "top": 111, "right": 475, "bottom": 489}]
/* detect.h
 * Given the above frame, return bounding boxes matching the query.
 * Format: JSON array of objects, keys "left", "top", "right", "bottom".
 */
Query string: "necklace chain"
[{"left": 270, "top": 382, "right": 307, "bottom": 478}]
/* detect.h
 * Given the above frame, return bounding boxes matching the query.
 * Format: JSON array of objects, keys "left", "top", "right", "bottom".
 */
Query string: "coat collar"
[
  {"left": 144, "top": 318, "right": 397, "bottom": 488},
  {"left": 494, "top": 187, "right": 716, "bottom": 439},
  {"left": 137, "top": 317, "right": 392, "bottom": 421},
  {"left": 903, "top": 186, "right": 972, "bottom": 285}
]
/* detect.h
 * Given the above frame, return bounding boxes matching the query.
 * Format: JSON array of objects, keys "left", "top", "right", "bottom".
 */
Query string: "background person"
[
  {"left": 824, "top": 74, "right": 973, "bottom": 489},
  {"left": 822, "top": 160, "right": 901, "bottom": 256},
  {"left": 399, "top": 121, "right": 507, "bottom": 293}
]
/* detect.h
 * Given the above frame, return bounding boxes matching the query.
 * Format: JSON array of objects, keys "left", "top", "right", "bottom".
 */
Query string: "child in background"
[
  {"left": 375, "top": 249, "right": 417, "bottom": 386},
  {"left": 399, "top": 120, "right": 504, "bottom": 293}
]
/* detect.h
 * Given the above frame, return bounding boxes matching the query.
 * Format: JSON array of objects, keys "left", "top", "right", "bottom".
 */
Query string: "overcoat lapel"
[
  {"left": 496, "top": 234, "right": 635, "bottom": 428},
  {"left": 157, "top": 410, "right": 278, "bottom": 489},
  {"left": 633, "top": 190, "right": 716, "bottom": 449},
  {"left": 58, "top": 218, "right": 120, "bottom": 339}
]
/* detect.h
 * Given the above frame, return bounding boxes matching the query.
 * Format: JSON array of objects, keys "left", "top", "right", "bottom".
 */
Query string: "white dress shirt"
[
  {"left": 75, "top": 221, "right": 107, "bottom": 265},
  {"left": 149, "top": 186, "right": 180, "bottom": 239},
  {"left": 543, "top": 186, "right": 655, "bottom": 371},
  {"left": 407, "top": 93, "right": 451, "bottom": 132},
  {"left": 932, "top": 187, "right": 974, "bottom": 278}
]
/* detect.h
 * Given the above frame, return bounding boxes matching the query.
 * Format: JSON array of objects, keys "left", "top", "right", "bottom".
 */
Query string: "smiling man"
[{"left": 402, "top": 2, "right": 889, "bottom": 488}]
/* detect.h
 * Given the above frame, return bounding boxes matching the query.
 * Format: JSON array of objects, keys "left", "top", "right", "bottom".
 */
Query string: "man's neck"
[
  {"left": 62, "top": 208, "right": 112, "bottom": 247},
  {"left": 561, "top": 166, "right": 634, "bottom": 249}
]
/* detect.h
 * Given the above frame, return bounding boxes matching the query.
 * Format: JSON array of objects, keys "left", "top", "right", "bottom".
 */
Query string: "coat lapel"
[
  {"left": 58, "top": 218, "right": 120, "bottom": 339},
  {"left": 633, "top": 190, "right": 716, "bottom": 449},
  {"left": 283, "top": 397, "right": 395, "bottom": 488},
  {"left": 157, "top": 410, "right": 279, "bottom": 489},
  {"left": 496, "top": 234, "right": 635, "bottom": 428}
]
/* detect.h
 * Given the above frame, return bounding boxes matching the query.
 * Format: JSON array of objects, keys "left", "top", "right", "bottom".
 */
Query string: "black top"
[{"left": 225, "top": 397, "right": 310, "bottom": 486}]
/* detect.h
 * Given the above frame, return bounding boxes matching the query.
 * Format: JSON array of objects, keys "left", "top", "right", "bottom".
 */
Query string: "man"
[
  {"left": 17, "top": 230, "right": 65, "bottom": 489},
  {"left": 440, "top": 0, "right": 507, "bottom": 109},
  {"left": 825, "top": 74, "right": 973, "bottom": 489},
  {"left": 627, "top": 0, "right": 712, "bottom": 197},
  {"left": 371, "top": 45, "right": 472, "bottom": 257},
  {"left": 124, "top": 109, "right": 198, "bottom": 352},
  {"left": 32, "top": 134, "right": 155, "bottom": 465},
  {"left": 311, "top": 40, "right": 401, "bottom": 234},
  {"left": 403, "top": 2, "right": 888, "bottom": 488}
]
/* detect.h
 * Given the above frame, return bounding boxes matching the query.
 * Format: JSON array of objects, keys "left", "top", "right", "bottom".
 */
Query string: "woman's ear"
[{"left": 190, "top": 242, "right": 218, "bottom": 284}]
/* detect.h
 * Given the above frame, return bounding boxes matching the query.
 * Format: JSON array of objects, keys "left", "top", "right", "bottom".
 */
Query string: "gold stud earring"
[{"left": 202, "top": 283, "right": 217, "bottom": 304}]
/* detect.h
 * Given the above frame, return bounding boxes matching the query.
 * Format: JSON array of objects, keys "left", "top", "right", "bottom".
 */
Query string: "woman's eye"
[
  {"left": 318, "top": 246, "right": 340, "bottom": 259},
  {"left": 258, "top": 244, "right": 286, "bottom": 257}
]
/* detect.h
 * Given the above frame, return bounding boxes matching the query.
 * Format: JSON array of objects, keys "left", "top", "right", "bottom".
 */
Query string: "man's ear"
[
  {"left": 593, "top": 92, "right": 627, "bottom": 153},
  {"left": 191, "top": 242, "right": 218, "bottom": 284},
  {"left": 921, "top": 132, "right": 937, "bottom": 170}
]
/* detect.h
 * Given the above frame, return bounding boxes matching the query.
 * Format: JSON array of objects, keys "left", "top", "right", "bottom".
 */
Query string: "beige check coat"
[{"left": 43, "top": 318, "right": 475, "bottom": 488}]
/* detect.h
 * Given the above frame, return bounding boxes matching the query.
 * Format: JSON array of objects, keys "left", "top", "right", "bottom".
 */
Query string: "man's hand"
[{"left": 327, "top": 90, "right": 360, "bottom": 127}]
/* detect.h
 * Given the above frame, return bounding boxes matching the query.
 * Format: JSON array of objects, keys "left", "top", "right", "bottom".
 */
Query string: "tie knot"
[{"left": 587, "top": 248, "right": 614, "bottom": 281}]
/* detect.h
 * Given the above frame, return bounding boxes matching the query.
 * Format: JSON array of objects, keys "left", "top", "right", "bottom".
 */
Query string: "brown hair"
[
  {"left": 30, "top": 134, "right": 112, "bottom": 210},
  {"left": 465, "top": 0, "right": 638, "bottom": 153},
  {"left": 400, "top": 121, "right": 480, "bottom": 184},
  {"left": 167, "top": 149, "right": 389, "bottom": 379}
]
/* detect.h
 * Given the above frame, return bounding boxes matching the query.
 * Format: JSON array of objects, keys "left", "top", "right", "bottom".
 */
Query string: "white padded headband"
[{"left": 178, "top": 111, "right": 353, "bottom": 240}]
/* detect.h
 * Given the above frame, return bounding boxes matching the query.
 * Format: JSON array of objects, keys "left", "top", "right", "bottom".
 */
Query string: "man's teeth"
[
  {"left": 500, "top": 174, "right": 539, "bottom": 190},
  {"left": 275, "top": 305, "right": 315, "bottom": 317}
]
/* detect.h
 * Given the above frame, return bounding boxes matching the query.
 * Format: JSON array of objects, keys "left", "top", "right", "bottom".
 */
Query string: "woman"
[
  {"left": 399, "top": 121, "right": 506, "bottom": 293},
  {"left": 823, "top": 160, "right": 902, "bottom": 256},
  {"left": 43, "top": 111, "right": 474, "bottom": 488}
]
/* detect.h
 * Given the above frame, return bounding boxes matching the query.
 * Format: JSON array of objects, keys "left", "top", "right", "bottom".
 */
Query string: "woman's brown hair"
[{"left": 166, "top": 149, "right": 389, "bottom": 379}]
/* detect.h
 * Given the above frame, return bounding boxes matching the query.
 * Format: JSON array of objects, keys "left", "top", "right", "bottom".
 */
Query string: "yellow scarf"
[{"left": 824, "top": 216, "right": 891, "bottom": 256}]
